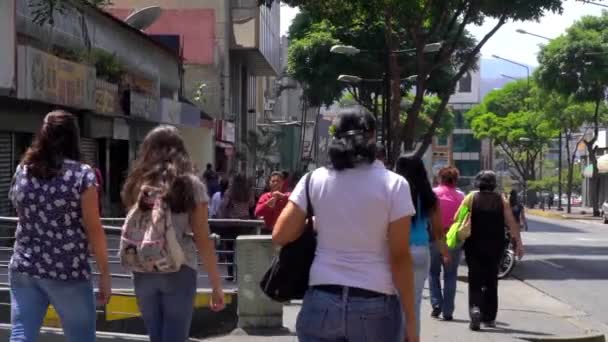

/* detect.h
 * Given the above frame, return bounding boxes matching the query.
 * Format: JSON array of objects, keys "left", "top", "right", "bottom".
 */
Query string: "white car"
[{"left": 602, "top": 201, "right": 608, "bottom": 224}]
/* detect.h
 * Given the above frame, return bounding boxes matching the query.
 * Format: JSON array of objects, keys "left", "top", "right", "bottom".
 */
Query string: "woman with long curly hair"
[
  {"left": 121, "top": 125, "right": 225, "bottom": 342},
  {"left": 9, "top": 110, "right": 110, "bottom": 341}
]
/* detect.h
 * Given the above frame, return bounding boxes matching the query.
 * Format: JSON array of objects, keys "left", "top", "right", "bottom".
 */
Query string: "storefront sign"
[
  {"left": 160, "top": 98, "right": 181, "bottom": 125},
  {"left": 123, "top": 73, "right": 159, "bottom": 97},
  {"left": 17, "top": 45, "right": 95, "bottom": 109},
  {"left": 113, "top": 118, "right": 129, "bottom": 140},
  {"left": 130, "top": 91, "right": 159, "bottom": 120},
  {"left": 0, "top": 1, "right": 15, "bottom": 93},
  {"left": 222, "top": 121, "right": 235, "bottom": 143},
  {"left": 95, "top": 79, "right": 120, "bottom": 114},
  {"left": 180, "top": 102, "right": 201, "bottom": 127}
]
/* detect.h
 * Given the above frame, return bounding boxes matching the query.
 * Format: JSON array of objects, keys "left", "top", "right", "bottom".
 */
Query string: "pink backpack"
[{"left": 118, "top": 185, "right": 185, "bottom": 273}]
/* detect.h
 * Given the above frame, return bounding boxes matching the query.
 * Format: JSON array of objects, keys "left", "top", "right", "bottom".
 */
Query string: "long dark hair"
[
  {"left": 219, "top": 178, "right": 229, "bottom": 197},
  {"left": 395, "top": 154, "right": 437, "bottom": 222},
  {"left": 21, "top": 110, "right": 81, "bottom": 179},
  {"left": 328, "top": 110, "right": 376, "bottom": 171},
  {"left": 121, "top": 125, "right": 195, "bottom": 213}
]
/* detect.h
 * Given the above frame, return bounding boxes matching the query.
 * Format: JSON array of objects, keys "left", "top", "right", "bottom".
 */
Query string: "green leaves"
[{"left": 537, "top": 12, "right": 608, "bottom": 102}]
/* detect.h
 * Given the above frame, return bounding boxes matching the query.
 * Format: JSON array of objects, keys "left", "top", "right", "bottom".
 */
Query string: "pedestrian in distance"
[
  {"left": 8, "top": 110, "right": 111, "bottom": 342},
  {"left": 273, "top": 109, "right": 419, "bottom": 342},
  {"left": 121, "top": 126, "right": 225, "bottom": 342},
  {"left": 430, "top": 166, "right": 465, "bottom": 321},
  {"left": 255, "top": 171, "right": 291, "bottom": 232},
  {"left": 209, "top": 178, "right": 229, "bottom": 219},
  {"left": 510, "top": 189, "right": 528, "bottom": 232},
  {"left": 395, "top": 154, "right": 449, "bottom": 337},
  {"left": 464, "top": 171, "right": 524, "bottom": 331},
  {"left": 202, "top": 163, "right": 219, "bottom": 198}
]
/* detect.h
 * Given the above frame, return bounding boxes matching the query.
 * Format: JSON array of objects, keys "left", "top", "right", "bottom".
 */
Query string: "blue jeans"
[
  {"left": 407, "top": 245, "right": 430, "bottom": 337},
  {"left": 9, "top": 270, "right": 96, "bottom": 342},
  {"left": 429, "top": 243, "right": 462, "bottom": 317},
  {"left": 133, "top": 266, "right": 197, "bottom": 342},
  {"left": 296, "top": 287, "right": 403, "bottom": 342}
]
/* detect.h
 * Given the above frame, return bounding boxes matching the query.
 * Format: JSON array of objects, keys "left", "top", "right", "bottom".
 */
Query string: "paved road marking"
[{"left": 538, "top": 259, "right": 565, "bottom": 269}]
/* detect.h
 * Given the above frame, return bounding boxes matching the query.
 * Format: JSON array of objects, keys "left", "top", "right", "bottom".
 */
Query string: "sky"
[{"left": 280, "top": 1, "right": 605, "bottom": 67}]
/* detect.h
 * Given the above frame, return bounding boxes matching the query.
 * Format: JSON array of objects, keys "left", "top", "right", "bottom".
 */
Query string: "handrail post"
[{"left": 235, "top": 235, "right": 283, "bottom": 330}]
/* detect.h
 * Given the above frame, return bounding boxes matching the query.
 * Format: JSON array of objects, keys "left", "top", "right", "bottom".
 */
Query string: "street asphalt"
[{"left": 514, "top": 215, "right": 608, "bottom": 328}]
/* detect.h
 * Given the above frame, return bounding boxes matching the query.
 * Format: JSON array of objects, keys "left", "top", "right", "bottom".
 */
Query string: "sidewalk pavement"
[
  {"left": 205, "top": 267, "right": 606, "bottom": 342},
  {"left": 528, "top": 206, "right": 602, "bottom": 221}
]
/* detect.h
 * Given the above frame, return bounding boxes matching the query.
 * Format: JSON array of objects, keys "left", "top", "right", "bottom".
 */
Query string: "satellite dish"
[{"left": 125, "top": 6, "right": 162, "bottom": 31}]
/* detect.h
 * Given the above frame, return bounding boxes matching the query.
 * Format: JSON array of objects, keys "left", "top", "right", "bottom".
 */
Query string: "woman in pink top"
[{"left": 429, "top": 166, "right": 465, "bottom": 321}]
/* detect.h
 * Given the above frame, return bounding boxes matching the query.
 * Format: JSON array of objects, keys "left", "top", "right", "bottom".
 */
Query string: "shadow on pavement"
[
  {"left": 523, "top": 245, "right": 608, "bottom": 257},
  {"left": 527, "top": 223, "right": 586, "bottom": 233},
  {"left": 516, "top": 258, "right": 608, "bottom": 280}
]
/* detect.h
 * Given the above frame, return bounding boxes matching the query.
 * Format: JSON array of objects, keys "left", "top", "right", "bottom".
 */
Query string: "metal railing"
[
  {"left": 0, "top": 216, "right": 265, "bottom": 331},
  {"left": 0, "top": 216, "right": 265, "bottom": 286}
]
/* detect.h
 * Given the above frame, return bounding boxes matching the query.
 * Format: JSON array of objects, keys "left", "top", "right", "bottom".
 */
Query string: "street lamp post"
[
  {"left": 331, "top": 42, "right": 442, "bottom": 165},
  {"left": 492, "top": 55, "right": 530, "bottom": 94},
  {"left": 515, "top": 29, "right": 564, "bottom": 210}
]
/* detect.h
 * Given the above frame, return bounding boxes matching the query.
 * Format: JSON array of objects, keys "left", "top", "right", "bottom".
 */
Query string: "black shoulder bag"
[{"left": 259, "top": 172, "right": 316, "bottom": 302}]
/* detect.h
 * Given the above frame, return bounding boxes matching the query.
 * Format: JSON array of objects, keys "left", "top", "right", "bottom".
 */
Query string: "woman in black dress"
[{"left": 465, "top": 171, "right": 524, "bottom": 331}]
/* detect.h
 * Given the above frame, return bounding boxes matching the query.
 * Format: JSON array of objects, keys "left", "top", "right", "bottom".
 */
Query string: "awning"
[
  {"left": 584, "top": 165, "right": 593, "bottom": 178},
  {"left": 583, "top": 154, "right": 608, "bottom": 177},
  {"left": 598, "top": 154, "right": 608, "bottom": 173}
]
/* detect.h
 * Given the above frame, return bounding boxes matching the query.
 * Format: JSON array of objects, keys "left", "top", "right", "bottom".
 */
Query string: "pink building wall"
[{"left": 109, "top": 9, "right": 216, "bottom": 65}]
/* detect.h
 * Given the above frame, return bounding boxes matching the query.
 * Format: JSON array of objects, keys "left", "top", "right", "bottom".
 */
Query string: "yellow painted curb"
[{"left": 42, "top": 291, "right": 235, "bottom": 327}]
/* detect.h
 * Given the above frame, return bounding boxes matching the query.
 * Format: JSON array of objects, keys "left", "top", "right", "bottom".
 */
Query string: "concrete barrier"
[{"left": 236, "top": 235, "right": 283, "bottom": 330}]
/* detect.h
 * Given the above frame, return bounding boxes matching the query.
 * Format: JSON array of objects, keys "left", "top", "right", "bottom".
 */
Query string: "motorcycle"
[{"left": 498, "top": 232, "right": 517, "bottom": 279}]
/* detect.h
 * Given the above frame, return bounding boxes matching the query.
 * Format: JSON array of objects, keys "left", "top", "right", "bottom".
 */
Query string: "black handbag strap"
[{"left": 305, "top": 171, "right": 314, "bottom": 219}]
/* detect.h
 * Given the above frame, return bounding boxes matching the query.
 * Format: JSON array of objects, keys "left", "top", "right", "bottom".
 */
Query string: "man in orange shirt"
[{"left": 255, "top": 171, "right": 290, "bottom": 232}]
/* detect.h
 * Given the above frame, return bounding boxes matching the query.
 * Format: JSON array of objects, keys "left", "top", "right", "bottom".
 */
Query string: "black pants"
[{"left": 464, "top": 247, "right": 502, "bottom": 322}]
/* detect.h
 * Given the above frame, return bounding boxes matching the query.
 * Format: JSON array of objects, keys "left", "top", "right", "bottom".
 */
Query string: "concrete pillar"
[{"left": 236, "top": 235, "right": 283, "bottom": 330}]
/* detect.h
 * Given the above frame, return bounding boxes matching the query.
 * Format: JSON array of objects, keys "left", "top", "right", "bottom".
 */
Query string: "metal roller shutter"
[
  {"left": 0, "top": 133, "right": 13, "bottom": 216},
  {"left": 80, "top": 138, "right": 98, "bottom": 166}
]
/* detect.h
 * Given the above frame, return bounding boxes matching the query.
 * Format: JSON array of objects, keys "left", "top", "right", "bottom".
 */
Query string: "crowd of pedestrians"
[{"left": 7, "top": 109, "right": 525, "bottom": 342}]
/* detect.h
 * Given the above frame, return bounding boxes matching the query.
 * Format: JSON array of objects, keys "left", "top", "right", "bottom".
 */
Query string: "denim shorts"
[{"left": 296, "top": 287, "right": 402, "bottom": 342}]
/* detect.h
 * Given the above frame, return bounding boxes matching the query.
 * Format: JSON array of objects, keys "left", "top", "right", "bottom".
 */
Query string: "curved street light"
[
  {"left": 515, "top": 29, "right": 552, "bottom": 41},
  {"left": 338, "top": 74, "right": 418, "bottom": 84},
  {"left": 330, "top": 42, "right": 443, "bottom": 56}
]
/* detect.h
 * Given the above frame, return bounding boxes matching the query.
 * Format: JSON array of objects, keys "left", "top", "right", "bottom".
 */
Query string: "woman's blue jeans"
[
  {"left": 9, "top": 270, "right": 96, "bottom": 342},
  {"left": 133, "top": 266, "right": 197, "bottom": 342},
  {"left": 296, "top": 287, "right": 403, "bottom": 342},
  {"left": 428, "top": 243, "right": 462, "bottom": 317}
]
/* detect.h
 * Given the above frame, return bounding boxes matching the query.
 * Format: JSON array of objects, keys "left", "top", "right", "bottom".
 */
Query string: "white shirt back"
[{"left": 289, "top": 160, "right": 415, "bottom": 295}]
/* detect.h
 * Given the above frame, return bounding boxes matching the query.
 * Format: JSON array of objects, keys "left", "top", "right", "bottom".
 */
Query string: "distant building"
[{"left": 431, "top": 65, "right": 490, "bottom": 190}]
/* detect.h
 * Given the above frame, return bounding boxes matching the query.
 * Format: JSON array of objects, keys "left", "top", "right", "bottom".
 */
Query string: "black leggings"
[{"left": 465, "top": 248, "right": 502, "bottom": 322}]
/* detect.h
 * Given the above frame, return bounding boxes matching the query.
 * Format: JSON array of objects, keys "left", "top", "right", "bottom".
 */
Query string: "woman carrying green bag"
[{"left": 461, "top": 171, "right": 523, "bottom": 331}]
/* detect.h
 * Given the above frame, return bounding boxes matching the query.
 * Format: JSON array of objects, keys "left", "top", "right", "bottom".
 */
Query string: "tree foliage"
[
  {"left": 467, "top": 80, "right": 557, "bottom": 197},
  {"left": 536, "top": 12, "right": 608, "bottom": 215},
  {"left": 283, "top": 0, "right": 564, "bottom": 158}
]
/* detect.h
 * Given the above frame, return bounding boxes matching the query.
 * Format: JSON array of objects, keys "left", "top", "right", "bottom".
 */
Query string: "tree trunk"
[
  {"left": 384, "top": 9, "right": 401, "bottom": 165},
  {"left": 565, "top": 132, "right": 574, "bottom": 214},
  {"left": 567, "top": 162, "right": 574, "bottom": 214},
  {"left": 588, "top": 97, "right": 602, "bottom": 216}
]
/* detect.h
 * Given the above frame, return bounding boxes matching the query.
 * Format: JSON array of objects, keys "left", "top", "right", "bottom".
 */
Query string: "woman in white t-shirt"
[{"left": 273, "top": 110, "right": 419, "bottom": 342}]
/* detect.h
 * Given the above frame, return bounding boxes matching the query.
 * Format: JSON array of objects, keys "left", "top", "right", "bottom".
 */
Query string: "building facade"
[
  {"left": 109, "top": 0, "right": 281, "bottom": 177},
  {"left": 431, "top": 66, "right": 487, "bottom": 189},
  {"left": 0, "top": 0, "right": 203, "bottom": 216}
]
